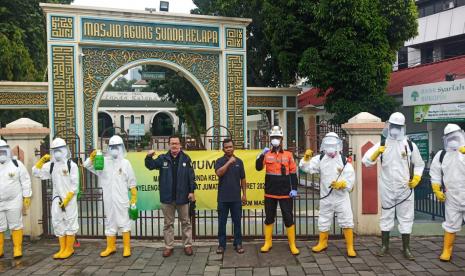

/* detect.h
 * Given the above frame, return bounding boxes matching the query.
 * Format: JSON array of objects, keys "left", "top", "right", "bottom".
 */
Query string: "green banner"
[{"left": 407, "top": 132, "right": 429, "bottom": 163}]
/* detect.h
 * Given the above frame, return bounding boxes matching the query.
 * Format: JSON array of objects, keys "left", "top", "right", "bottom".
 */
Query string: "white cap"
[
  {"left": 444, "top": 124, "right": 462, "bottom": 135},
  {"left": 388, "top": 112, "right": 405, "bottom": 126},
  {"left": 269, "top": 126, "right": 283, "bottom": 137},
  {"left": 109, "top": 135, "right": 124, "bottom": 146},
  {"left": 51, "top": 137, "right": 67, "bottom": 149}
]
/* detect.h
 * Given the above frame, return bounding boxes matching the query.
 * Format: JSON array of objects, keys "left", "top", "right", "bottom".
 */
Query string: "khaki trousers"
[{"left": 161, "top": 202, "right": 192, "bottom": 249}]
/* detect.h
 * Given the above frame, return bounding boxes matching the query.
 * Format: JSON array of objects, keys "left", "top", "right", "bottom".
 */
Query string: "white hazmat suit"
[
  {"left": 84, "top": 135, "right": 137, "bottom": 257},
  {"left": 299, "top": 132, "right": 356, "bottom": 257},
  {"left": 0, "top": 140, "right": 31, "bottom": 258},
  {"left": 429, "top": 124, "right": 465, "bottom": 261},
  {"left": 362, "top": 112, "right": 424, "bottom": 260},
  {"left": 32, "top": 138, "right": 79, "bottom": 259}
]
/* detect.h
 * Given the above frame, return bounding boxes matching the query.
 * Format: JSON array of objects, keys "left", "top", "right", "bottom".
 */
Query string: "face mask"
[
  {"left": 0, "top": 155, "right": 7, "bottom": 163},
  {"left": 271, "top": 139, "right": 280, "bottom": 147},
  {"left": 326, "top": 149, "right": 337, "bottom": 158},
  {"left": 389, "top": 127, "right": 401, "bottom": 138},
  {"left": 54, "top": 151, "right": 63, "bottom": 161},
  {"left": 111, "top": 149, "right": 119, "bottom": 159},
  {"left": 448, "top": 140, "right": 460, "bottom": 150}
]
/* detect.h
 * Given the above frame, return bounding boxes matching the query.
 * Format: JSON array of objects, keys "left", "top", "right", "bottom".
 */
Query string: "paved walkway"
[{"left": 0, "top": 236, "right": 464, "bottom": 275}]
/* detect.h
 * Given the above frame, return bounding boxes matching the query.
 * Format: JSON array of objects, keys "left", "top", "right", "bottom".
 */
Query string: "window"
[
  {"left": 120, "top": 115, "right": 125, "bottom": 130},
  {"left": 421, "top": 46, "right": 434, "bottom": 64},
  {"left": 398, "top": 47, "right": 408, "bottom": 70},
  {"left": 131, "top": 115, "right": 135, "bottom": 124},
  {"left": 141, "top": 115, "right": 145, "bottom": 124}
]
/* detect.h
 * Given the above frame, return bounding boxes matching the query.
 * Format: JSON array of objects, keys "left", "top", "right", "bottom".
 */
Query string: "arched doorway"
[
  {"left": 97, "top": 112, "right": 113, "bottom": 138},
  {"left": 42, "top": 4, "right": 248, "bottom": 151},
  {"left": 151, "top": 112, "right": 173, "bottom": 136}
]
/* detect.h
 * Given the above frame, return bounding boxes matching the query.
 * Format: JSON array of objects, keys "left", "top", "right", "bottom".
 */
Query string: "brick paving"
[{"left": 0, "top": 236, "right": 464, "bottom": 275}]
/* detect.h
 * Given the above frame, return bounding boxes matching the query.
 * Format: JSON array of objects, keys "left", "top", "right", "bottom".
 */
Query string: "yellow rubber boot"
[
  {"left": 100, "top": 236, "right": 117, "bottom": 257},
  {"left": 60, "top": 235, "right": 75, "bottom": 259},
  {"left": 11, "top": 229, "right": 23, "bottom": 258},
  {"left": 123, "top": 232, "right": 131, "bottom": 257},
  {"left": 343, "top": 228, "right": 357, "bottom": 257},
  {"left": 440, "top": 232, "right": 456, "bottom": 262},
  {"left": 260, "top": 224, "right": 273, "bottom": 253},
  {"left": 53, "top": 236, "right": 67, "bottom": 259},
  {"left": 286, "top": 225, "right": 300, "bottom": 255},
  {"left": 0, "top": 232, "right": 4, "bottom": 258},
  {"left": 312, "top": 231, "right": 329, "bottom": 253}
]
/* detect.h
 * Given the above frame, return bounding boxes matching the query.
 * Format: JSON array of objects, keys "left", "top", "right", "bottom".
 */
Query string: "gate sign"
[
  {"left": 129, "top": 124, "right": 145, "bottom": 136},
  {"left": 82, "top": 18, "right": 220, "bottom": 48},
  {"left": 407, "top": 132, "right": 429, "bottom": 162},
  {"left": 141, "top": 71, "right": 165, "bottom": 80}
]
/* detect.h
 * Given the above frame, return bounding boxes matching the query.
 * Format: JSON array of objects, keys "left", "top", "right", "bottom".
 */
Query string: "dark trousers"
[
  {"left": 264, "top": 197, "right": 294, "bottom": 227},
  {"left": 218, "top": 201, "right": 242, "bottom": 248}
]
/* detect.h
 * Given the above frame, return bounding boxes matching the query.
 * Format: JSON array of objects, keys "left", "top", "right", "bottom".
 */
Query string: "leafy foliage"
[
  {"left": 0, "top": 0, "right": 72, "bottom": 127},
  {"left": 142, "top": 65, "right": 206, "bottom": 147}
]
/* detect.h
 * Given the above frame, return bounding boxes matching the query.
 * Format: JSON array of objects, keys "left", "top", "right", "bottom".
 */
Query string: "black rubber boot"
[
  {"left": 402, "top": 234, "right": 415, "bottom": 261},
  {"left": 377, "top": 231, "right": 390, "bottom": 256}
]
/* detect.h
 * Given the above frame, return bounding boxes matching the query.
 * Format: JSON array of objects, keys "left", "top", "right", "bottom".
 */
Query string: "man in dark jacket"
[{"left": 145, "top": 136, "right": 196, "bottom": 257}]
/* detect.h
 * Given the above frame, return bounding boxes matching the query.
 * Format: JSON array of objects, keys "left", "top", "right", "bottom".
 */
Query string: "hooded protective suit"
[
  {"left": 362, "top": 113, "right": 424, "bottom": 233},
  {"left": 429, "top": 124, "right": 465, "bottom": 261},
  {"left": 84, "top": 135, "right": 137, "bottom": 257},
  {"left": 362, "top": 112, "right": 424, "bottom": 260},
  {"left": 299, "top": 132, "right": 356, "bottom": 257},
  {"left": 84, "top": 136, "right": 136, "bottom": 236},
  {"left": 32, "top": 139, "right": 79, "bottom": 237},
  {"left": 299, "top": 133, "right": 355, "bottom": 231},
  {"left": 0, "top": 140, "right": 31, "bottom": 231},
  {"left": 0, "top": 140, "right": 31, "bottom": 258}
]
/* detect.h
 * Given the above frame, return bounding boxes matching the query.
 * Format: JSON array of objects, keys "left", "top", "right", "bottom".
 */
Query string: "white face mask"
[
  {"left": 389, "top": 127, "right": 401, "bottom": 139},
  {"left": 0, "top": 155, "right": 7, "bottom": 163},
  {"left": 448, "top": 140, "right": 460, "bottom": 150},
  {"left": 54, "top": 151, "right": 64, "bottom": 161},
  {"left": 271, "top": 138, "right": 281, "bottom": 147},
  {"left": 326, "top": 148, "right": 337, "bottom": 158},
  {"left": 110, "top": 149, "right": 119, "bottom": 159}
]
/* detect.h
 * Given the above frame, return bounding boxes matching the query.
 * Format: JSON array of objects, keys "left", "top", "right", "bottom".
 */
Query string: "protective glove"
[
  {"left": 89, "top": 150, "right": 97, "bottom": 161},
  {"left": 331, "top": 180, "right": 347, "bottom": 190},
  {"left": 262, "top": 147, "right": 270, "bottom": 155},
  {"left": 59, "top": 192, "right": 75, "bottom": 209},
  {"left": 289, "top": 190, "right": 297, "bottom": 198},
  {"left": 369, "top": 146, "right": 385, "bottom": 161},
  {"left": 23, "top": 197, "right": 31, "bottom": 209},
  {"left": 303, "top": 149, "right": 313, "bottom": 161},
  {"left": 432, "top": 183, "right": 446, "bottom": 202},
  {"left": 35, "top": 154, "right": 50, "bottom": 169},
  {"left": 130, "top": 187, "right": 137, "bottom": 205},
  {"left": 459, "top": 146, "right": 465, "bottom": 154},
  {"left": 408, "top": 175, "right": 421, "bottom": 189}
]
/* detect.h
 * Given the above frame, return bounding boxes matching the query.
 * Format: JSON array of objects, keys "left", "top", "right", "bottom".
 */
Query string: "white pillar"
[
  {"left": 342, "top": 112, "right": 385, "bottom": 235},
  {"left": 0, "top": 118, "right": 50, "bottom": 240}
]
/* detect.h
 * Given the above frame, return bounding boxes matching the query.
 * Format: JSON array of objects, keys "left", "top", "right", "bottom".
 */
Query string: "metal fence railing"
[
  {"left": 41, "top": 157, "right": 343, "bottom": 240},
  {"left": 414, "top": 169, "right": 445, "bottom": 220}
]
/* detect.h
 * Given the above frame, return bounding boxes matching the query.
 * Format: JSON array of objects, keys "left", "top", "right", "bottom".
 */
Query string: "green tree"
[
  {"left": 106, "top": 77, "right": 137, "bottom": 91},
  {"left": 192, "top": 0, "right": 284, "bottom": 86},
  {"left": 296, "top": 0, "right": 418, "bottom": 124},
  {"left": 142, "top": 65, "right": 206, "bottom": 148},
  {"left": 0, "top": 0, "right": 72, "bottom": 127}
]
